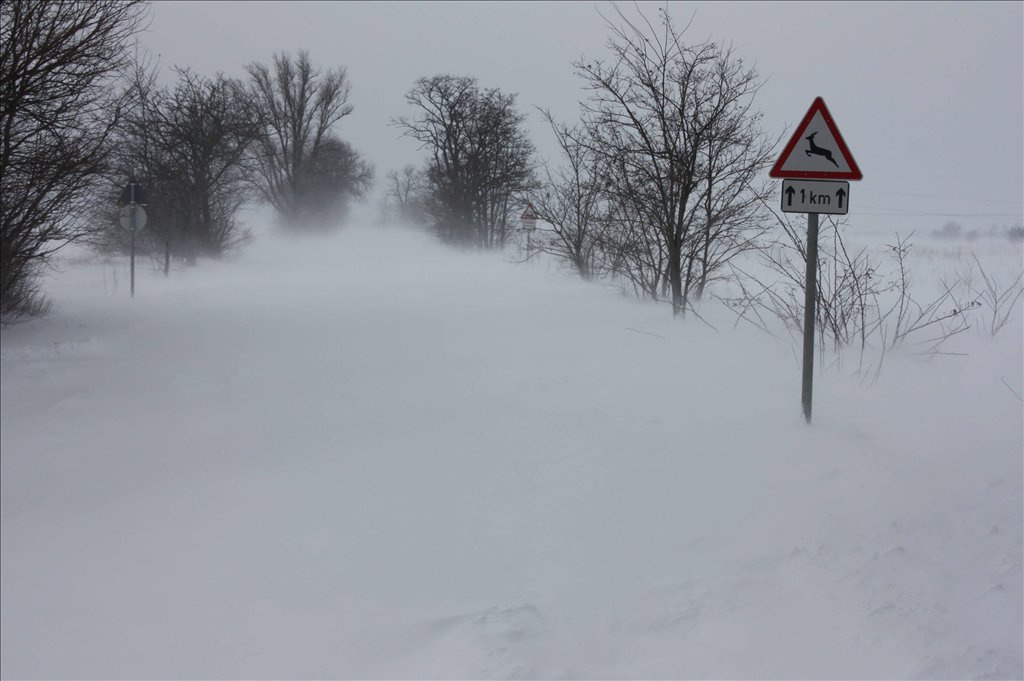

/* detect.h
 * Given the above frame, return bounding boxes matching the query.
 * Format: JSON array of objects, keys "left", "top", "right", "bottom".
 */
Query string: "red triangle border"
[{"left": 769, "top": 97, "right": 862, "bottom": 180}]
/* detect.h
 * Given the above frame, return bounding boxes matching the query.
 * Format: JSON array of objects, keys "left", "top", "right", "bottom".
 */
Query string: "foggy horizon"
[{"left": 139, "top": 1, "right": 1024, "bottom": 235}]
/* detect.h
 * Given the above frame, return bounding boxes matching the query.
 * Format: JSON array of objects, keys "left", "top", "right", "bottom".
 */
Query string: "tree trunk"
[
  {"left": 683, "top": 247, "right": 698, "bottom": 316},
  {"left": 668, "top": 240, "right": 683, "bottom": 317},
  {"left": 697, "top": 149, "right": 714, "bottom": 300}
]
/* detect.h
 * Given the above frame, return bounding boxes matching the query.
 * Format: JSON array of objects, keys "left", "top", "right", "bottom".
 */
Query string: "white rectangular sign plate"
[{"left": 781, "top": 179, "right": 850, "bottom": 215}]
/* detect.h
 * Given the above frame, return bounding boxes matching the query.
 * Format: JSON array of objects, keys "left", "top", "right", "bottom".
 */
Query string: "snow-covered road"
[{"left": 2, "top": 223, "right": 1021, "bottom": 678}]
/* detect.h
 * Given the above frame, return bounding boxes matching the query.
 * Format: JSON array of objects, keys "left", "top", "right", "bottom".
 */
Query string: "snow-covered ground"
[{"left": 2, "top": 220, "right": 1021, "bottom": 679}]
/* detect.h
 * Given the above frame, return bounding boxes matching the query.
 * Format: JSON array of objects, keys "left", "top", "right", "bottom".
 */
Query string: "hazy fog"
[
  {"left": 3, "top": 222, "right": 1021, "bottom": 677},
  {"left": 140, "top": 1, "right": 1024, "bottom": 235},
  {"left": 3, "top": 3, "right": 1022, "bottom": 677}
]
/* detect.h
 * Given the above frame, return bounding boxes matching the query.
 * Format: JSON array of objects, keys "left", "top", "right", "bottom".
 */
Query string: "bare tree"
[
  {"left": 688, "top": 68, "right": 778, "bottom": 302},
  {"left": 382, "top": 164, "right": 427, "bottom": 225},
  {"left": 574, "top": 6, "right": 776, "bottom": 316},
  {"left": 1, "top": 0, "right": 147, "bottom": 320},
  {"left": 300, "top": 135, "right": 374, "bottom": 225},
  {"left": 604, "top": 197, "right": 668, "bottom": 300},
  {"left": 395, "top": 75, "right": 475, "bottom": 241},
  {"left": 529, "top": 113, "right": 610, "bottom": 280},
  {"left": 471, "top": 87, "right": 538, "bottom": 248},
  {"left": 108, "top": 65, "right": 262, "bottom": 268},
  {"left": 394, "top": 74, "right": 536, "bottom": 248},
  {"left": 246, "top": 50, "right": 373, "bottom": 229}
]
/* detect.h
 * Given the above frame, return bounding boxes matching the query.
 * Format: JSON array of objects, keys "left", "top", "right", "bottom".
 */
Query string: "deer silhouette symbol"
[{"left": 805, "top": 132, "right": 839, "bottom": 168}]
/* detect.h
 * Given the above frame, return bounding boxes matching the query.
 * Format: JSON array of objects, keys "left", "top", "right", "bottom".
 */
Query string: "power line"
[
  {"left": 854, "top": 203, "right": 1023, "bottom": 218},
  {"left": 858, "top": 188, "right": 1024, "bottom": 205},
  {"left": 853, "top": 209, "right": 1024, "bottom": 218}
]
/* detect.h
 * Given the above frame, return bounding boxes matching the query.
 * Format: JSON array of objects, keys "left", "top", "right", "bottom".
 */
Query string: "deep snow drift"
[{"left": 2, "top": 221, "right": 1021, "bottom": 679}]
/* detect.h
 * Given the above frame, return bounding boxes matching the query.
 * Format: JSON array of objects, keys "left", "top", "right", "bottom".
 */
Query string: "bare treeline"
[
  {"left": 109, "top": 49, "right": 375, "bottom": 267},
  {"left": 1, "top": 0, "right": 147, "bottom": 319},
  {"left": 247, "top": 51, "right": 373, "bottom": 230},
  {"left": 387, "top": 8, "right": 778, "bottom": 318},
  {"left": 5, "top": 1, "right": 775, "bottom": 325},
  {"left": 109, "top": 60, "right": 262, "bottom": 270},
  {"left": 1, "top": 0, "right": 373, "bottom": 319},
  {"left": 538, "top": 8, "right": 778, "bottom": 316},
  {"left": 393, "top": 75, "right": 537, "bottom": 248},
  {"left": 0, "top": 0, "right": 376, "bottom": 319}
]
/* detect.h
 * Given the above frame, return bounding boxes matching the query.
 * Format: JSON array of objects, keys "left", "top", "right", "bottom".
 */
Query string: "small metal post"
[
  {"left": 130, "top": 183, "right": 136, "bottom": 298},
  {"left": 801, "top": 212, "right": 819, "bottom": 423}
]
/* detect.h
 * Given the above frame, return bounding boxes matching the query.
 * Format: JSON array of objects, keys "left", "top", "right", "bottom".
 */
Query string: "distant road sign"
[
  {"left": 119, "top": 204, "right": 147, "bottom": 231},
  {"left": 770, "top": 97, "right": 862, "bottom": 180},
  {"left": 119, "top": 182, "right": 146, "bottom": 205},
  {"left": 781, "top": 179, "right": 850, "bottom": 215}
]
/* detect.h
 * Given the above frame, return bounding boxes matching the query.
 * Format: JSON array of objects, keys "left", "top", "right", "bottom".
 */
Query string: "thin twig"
[
  {"left": 625, "top": 327, "right": 667, "bottom": 340},
  {"left": 1001, "top": 377, "right": 1024, "bottom": 403}
]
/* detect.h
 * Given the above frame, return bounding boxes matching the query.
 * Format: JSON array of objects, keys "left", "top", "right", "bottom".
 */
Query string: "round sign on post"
[{"left": 119, "top": 204, "right": 147, "bottom": 231}]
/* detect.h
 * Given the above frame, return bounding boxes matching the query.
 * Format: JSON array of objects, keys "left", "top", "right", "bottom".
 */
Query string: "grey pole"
[
  {"left": 801, "top": 212, "right": 819, "bottom": 423},
  {"left": 130, "top": 183, "right": 136, "bottom": 298}
]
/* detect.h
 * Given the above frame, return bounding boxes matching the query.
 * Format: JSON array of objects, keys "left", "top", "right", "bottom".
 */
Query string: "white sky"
[{"left": 140, "top": 1, "right": 1024, "bottom": 235}]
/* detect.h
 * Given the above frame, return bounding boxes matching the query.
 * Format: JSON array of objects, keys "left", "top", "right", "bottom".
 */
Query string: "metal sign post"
[
  {"left": 801, "top": 212, "right": 819, "bottom": 423},
  {"left": 130, "top": 183, "right": 135, "bottom": 298},
  {"left": 521, "top": 203, "right": 538, "bottom": 257},
  {"left": 118, "top": 181, "right": 147, "bottom": 298},
  {"left": 769, "top": 97, "right": 862, "bottom": 423}
]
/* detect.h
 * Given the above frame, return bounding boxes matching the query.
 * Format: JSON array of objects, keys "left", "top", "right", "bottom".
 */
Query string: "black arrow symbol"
[
  {"left": 785, "top": 186, "right": 796, "bottom": 207},
  {"left": 836, "top": 187, "right": 846, "bottom": 209}
]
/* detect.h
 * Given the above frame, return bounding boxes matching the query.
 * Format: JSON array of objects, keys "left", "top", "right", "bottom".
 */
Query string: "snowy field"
[{"left": 2, "top": 219, "right": 1021, "bottom": 679}]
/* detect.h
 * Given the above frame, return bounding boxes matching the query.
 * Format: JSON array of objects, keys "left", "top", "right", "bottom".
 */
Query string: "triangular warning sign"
[{"left": 770, "top": 97, "right": 862, "bottom": 180}]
